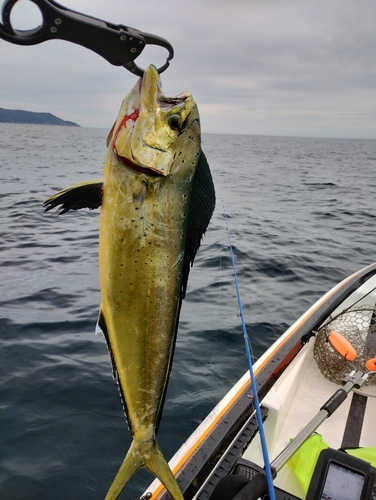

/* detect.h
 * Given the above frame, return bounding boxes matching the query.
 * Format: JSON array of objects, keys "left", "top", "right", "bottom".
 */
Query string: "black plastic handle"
[{"left": 0, "top": 0, "right": 174, "bottom": 75}]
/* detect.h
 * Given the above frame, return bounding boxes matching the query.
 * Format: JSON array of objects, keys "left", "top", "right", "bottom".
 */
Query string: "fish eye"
[{"left": 168, "top": 114, "right": 182, "bottom": 131}]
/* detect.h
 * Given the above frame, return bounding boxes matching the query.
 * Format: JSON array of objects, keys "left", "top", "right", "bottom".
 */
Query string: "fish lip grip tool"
[{"left": 0, "top": 0, "right": 174, "bottom": 76}]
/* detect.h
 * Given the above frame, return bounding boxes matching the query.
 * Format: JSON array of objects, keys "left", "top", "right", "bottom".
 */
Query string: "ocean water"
[{"left": 0, "top": 123, "right": 376, "bottom": 499}]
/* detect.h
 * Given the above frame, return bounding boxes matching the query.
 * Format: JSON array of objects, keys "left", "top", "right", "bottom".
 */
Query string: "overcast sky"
[{"left": 1, "top": 0, "right": 376, "bottom": 138}]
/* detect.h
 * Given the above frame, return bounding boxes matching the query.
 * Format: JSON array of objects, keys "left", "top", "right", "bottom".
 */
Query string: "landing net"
[{"left": 314, "top": 305, "right": 376, "bottom": 385}]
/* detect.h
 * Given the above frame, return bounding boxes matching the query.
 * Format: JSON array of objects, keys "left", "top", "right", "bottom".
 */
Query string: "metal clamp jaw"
[{"left": 0, "top": 0, "right": 174, "bottom": 76}]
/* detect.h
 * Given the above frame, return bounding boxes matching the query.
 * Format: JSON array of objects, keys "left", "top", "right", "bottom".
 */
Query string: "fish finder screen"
[{"left": 321, "top": 462, "right": 365, "bottom": 500}]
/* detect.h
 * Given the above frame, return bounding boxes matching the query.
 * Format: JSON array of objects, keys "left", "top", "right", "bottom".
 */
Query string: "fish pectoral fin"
[
  {"left": 44, "top": 180, "right": 103, "bottom": 214},
  {"left": 105, "top": 439, "right": 183, "bottom": 500}
]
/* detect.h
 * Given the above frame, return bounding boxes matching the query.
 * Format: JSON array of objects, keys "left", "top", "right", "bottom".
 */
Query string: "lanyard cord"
[{"left": 223, "top": 205, "right": 276, "bottom": 500}]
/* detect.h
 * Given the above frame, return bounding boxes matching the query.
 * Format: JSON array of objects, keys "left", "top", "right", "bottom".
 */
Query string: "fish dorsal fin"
[
  {"left": 44, "top": 180, "right": 103, "bottom": 214},
  {"left": 182, "top": 150, "right": 215, "bottom": 298}
]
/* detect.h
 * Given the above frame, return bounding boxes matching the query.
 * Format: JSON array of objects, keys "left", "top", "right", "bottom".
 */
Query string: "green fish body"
[{"left": 44, "top": 65, "right": 215, "bottom": 500}]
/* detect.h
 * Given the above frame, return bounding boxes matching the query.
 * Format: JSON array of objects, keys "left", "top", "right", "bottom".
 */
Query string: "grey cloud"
[{"left": 1, "top": 0, "right": 376, "bottom": 137}]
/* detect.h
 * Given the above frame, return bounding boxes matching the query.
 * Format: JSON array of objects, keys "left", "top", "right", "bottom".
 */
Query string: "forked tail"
[{"left": 105, "top": 438, "right": 184, "bottom": 500}]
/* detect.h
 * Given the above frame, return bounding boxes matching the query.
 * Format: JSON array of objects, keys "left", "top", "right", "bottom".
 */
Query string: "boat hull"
[{"left": 144, "top": 262, "right": 376, "bottom": 500}]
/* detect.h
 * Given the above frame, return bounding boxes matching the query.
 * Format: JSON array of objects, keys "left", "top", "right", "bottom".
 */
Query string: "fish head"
[{"left": 109, "top": 64, "right": 199, "bottom": 176}]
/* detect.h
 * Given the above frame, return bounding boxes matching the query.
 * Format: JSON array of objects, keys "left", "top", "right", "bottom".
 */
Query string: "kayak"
[{"left": 143, "top": 262, "right": 376, "bottom": 500}]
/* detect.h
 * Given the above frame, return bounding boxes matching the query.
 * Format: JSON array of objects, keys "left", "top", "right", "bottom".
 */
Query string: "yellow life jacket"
[{"left": 288, "top": 433, "right": 376, "bottom": 495}]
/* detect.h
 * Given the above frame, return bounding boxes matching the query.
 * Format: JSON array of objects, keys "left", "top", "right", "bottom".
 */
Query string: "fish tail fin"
[
  {"left": 105, "top": 438, "right": 183, "bottom": 500},
  {"left": 145, "top": 439, "right": 184, "bottom": 500}
]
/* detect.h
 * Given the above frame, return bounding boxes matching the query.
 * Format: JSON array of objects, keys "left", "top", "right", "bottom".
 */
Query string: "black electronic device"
[{"left": 306, "top": 448, "right": 376, "bottom": 500}]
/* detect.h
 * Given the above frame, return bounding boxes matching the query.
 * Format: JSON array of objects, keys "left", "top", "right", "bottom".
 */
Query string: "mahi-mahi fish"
[{"left": 44, "top": 64, "right": 215, "bottom": 500}]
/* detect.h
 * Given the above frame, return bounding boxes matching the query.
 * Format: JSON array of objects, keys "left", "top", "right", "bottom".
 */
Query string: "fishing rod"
[{"left": 223, "top": 204, "right": 276, "bottom": 500}]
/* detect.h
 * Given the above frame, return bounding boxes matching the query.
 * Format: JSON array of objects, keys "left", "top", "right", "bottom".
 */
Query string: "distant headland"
[{"left": 0, "top": 107, "right": 80, "bottom": 127}]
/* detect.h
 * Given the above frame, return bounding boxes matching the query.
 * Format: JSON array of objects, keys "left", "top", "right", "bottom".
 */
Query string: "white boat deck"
[
  {"left": 145, "top": 267, "right": 376, "bottom": 500},
  {"left": 243, "top": 337, "right": 376, "bottom": 498}
]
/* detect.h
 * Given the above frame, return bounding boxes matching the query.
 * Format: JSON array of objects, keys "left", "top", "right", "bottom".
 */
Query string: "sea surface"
[{"left": 0, "top": 123, "right": 376, "bottom": 499}]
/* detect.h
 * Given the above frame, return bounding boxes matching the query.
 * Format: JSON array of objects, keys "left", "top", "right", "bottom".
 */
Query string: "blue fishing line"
[{"left": 223, "top": 204, "right": 276, "bottom": 500}]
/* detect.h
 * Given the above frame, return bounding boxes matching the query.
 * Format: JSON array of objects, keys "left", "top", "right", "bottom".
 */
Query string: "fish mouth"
[
  {"left": 157, "top": 93, "right": 187, "bottom": 110},
  {"left": 112, "top": 65, "right": 192, "bottom": 177},
  {"left": 141, "top": 64, "right": 188, "bottom": 111}
]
